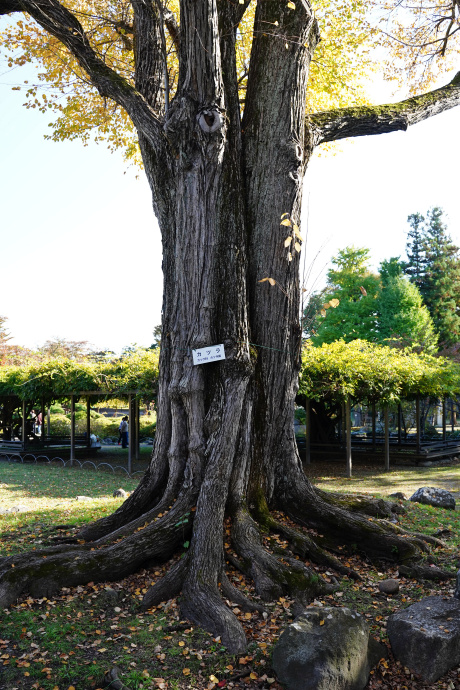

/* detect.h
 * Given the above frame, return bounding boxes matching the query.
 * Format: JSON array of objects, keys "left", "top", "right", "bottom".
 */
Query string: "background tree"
[
  {"left": 375, "top": 257, "right": 438, "bottom": 352},
  {"left": 404, "top": 212, "right": 427, "bottom": 289},
  {"left": 311, "top": 247, "right": 380, "bottom": 344},
  {"left": 1, "top": 0, "right": 460, "bottom": 652},
  {"left": 421, "top": 207, "right": 460, "bottom": 346}
]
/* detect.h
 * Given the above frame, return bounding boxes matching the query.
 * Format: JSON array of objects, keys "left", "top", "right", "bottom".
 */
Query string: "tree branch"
[
  {"left": 3, "top": 0, "right": 167, "bottom": 153},
  {"left": 309, "top": 70, "right": 460, "bottom": 146}
]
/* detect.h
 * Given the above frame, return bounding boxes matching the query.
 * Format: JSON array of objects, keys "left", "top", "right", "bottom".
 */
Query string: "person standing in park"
[{"left": 119, "top": 416, "right": 129, "bottom": 449}]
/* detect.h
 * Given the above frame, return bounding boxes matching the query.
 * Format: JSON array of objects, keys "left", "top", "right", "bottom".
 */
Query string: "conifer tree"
[
  {"left": 404, "top": 212, "right": 427, "bottom": 288},
  {"left": 421, "top": 208, "right": 460, "bottom": 346}
]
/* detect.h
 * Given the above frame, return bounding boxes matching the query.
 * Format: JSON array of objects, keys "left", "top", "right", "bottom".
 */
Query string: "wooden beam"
[
  {"left": 346, "top": 396, "right": 352, "bottom": 478},
  {"left": 384, "top": 406, "right": 390, "bottom": 471},
  {"left": 305, "top": 398, "right": 311, "bottom": 465},
  {"left": 416, "top": 396, "right": 421, "bottom": 454},
  {"left": 21, "top": 400, "right": 26, "bottom": 447},
  {"left": 86, "top": 398, "right": 91, "bottom": 448},
  {"left": 128, "top": 393, "right": 133, "bottom": 474},
  {"left": 70, "top": 395, "right": 76, "bottom": 466}
]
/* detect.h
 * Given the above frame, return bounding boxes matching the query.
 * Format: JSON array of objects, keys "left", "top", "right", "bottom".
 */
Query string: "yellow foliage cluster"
[{"left": 0, "top": 0, "right": 457, "bottom": 160}]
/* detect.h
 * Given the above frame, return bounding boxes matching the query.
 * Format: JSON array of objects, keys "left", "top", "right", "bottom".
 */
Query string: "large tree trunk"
[{"left": 1, "top": 0, "right": 456, "bottom": 654}]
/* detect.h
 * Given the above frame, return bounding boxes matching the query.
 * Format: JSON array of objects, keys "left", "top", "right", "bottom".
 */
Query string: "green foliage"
[
  {"left": 311, "top": 247, "right": 380, "bottom": 344},
  {"left": 405, "top": 208, "right": 460, "bottom": 347},
  {"left": 300, "top": 339, "right": 460, "bottom": 403},
  {"left": 0, "top": 348, "right": 160, "bottom": 404},
  {"left": 49, "top": 413, "right": 71, "bottom": 436},
  {"left": 375, "top": 258, "right": 438, "bottom": 353}
]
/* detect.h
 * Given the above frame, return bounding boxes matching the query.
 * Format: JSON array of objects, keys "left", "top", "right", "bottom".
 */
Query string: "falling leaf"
[
  {"left": 280, "top": 219, "right": 292, "bottom": 226},
  {"left": 284, "top": 237, "right": 292, "bottom": 248},
  {"left": 359, "top": 286, "right": 367, "bottom": 296}
]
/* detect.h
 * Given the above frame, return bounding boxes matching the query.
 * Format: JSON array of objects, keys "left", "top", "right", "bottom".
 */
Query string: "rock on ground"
[
  {"left": 409, "top": 487, "right": 456, "bottom": 510},
  {"left": 387, "top": 595, "right": 460, "bottom": 683},
  {"left": 272, "top": 606, "right": 386, "bottom": 690}
]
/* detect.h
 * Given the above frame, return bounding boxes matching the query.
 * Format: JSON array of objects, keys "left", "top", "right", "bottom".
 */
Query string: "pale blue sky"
[{"left": 0, "top": 63, "right": 459, "bottom": 353}]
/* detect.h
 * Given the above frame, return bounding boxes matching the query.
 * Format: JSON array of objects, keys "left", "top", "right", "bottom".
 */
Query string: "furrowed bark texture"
[{"left": 2, "top": 0, "right": 459, "bottom": 653}]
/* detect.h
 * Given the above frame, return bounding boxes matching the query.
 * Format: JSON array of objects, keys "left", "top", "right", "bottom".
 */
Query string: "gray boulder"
[
  {"left": 387, "top": 595, "right": 460, "bottom": 682},
  {"left": 113, "top": 488, "right": 127, "bottom": 498},
  {"left": 272, "top": 606, "right": 387, "bottom": 690},
  {"left": 409, "top": 486, "right": 456, "bottom": 510},
  {"left": 378, "top": 579, "right": 399, "bottom": 595}
]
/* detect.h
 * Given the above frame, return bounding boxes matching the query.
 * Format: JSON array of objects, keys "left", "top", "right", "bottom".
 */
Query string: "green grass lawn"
[{"left": 1, "top": 458, "right": 460, "bottom": 689}]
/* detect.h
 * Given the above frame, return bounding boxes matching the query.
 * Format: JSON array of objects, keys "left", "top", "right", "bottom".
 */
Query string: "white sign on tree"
[{"left": 192, "top": 344, "right": 225, "bottom": 366}]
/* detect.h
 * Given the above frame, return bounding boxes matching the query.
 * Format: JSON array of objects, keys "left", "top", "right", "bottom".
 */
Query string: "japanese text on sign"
[{"left": 192, "top": 344, "right": 225, "bottom": 365}]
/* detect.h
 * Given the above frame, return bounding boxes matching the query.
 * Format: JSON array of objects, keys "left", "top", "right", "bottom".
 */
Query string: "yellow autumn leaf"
[
  {"left": 209, "top": 674, "right": 219, "bottom": 682},
  {"left": 280, "top": 212, "right": 290, "bottom": 219},
  {"left": 287, "top": 252, "right": 293, "bottom": 262},
  {"left": 320, "top": 309, "right": 326, "bottom": 317},
  {"left": 183, "top": 668, "right": 191, "bottom": 675},
  {"left": 329, "top": 298, "right": 340, "bottom": 307},
  {"left": 284, "top": 236, "right": 292, "bottom": 247},
  {"left": 294, "top": 242, "right": 301, "bottom": 252},
  {"left": 287, "top": 1, "right": 296, "bottom": 8},
  {"left": 178, "top": 641, "right": 185, "bottom": 646},
  {"left": 250, "top": 672, "right": 258, "bottom": 679},
  {"left": 280, "top": 219, "right": 292, "bottom": 226},
  {"left": 319, "top": 620, "right": 325, "bottom": 626},
  {"left": 268, "top": 278, "right": 276, "bottom": 286}
]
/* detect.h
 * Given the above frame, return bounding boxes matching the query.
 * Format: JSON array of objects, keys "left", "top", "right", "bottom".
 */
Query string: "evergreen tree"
[
  {"left": 375, "top": 258, "right": 438, "bottom": 352},
  {"left": 311, "top": 247, "right": 380, "bottom": 344},
  {"left": 404, "top": 212, "right": 427, "bottom": 289},
  {"left": 421, "top": 208, "right": 460, "bottom": 346}
]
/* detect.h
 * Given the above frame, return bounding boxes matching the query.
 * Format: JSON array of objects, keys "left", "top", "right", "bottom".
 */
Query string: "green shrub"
[
  {"left": 49, "top": 414, "right": 71, "bottom": 436},
  {"left": 50, "top": 404, "right": 65, "bottom": 414}
]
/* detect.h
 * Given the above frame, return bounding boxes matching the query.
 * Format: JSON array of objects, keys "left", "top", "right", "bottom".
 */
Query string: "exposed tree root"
[
  {"left": 220, "top": 570, "right": 267, "bottom": 614},
  {"left": 231, "top": 507, "right": 334, "bottom": 603},
  {"left": 0, "top": 493, "right": 195, "bottom": 609},
  {"left": 280, "top": 476, "right": 428, "bottom": 562},
  {"left": 315, "top": 487, "right": 405, "bottom": 518},
  {"left": 1, "top": 455, "right": 454, "bottom": 655},
  {"left": 398, "top": 563, "right": 456, "bottom": 581},
  {"left": 265, "top": 518, "right": 362, "bottom": 580}
]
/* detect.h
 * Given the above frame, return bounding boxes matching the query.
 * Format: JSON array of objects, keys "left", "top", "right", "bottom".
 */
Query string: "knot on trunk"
[{"left": 197, "top": 107, "right": 224, "bottom": 133}]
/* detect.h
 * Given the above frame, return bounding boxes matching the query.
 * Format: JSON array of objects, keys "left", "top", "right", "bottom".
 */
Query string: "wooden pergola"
[
  {"left": 300, "top": 395, "right": 460, "bottom": 477},
  {"left": 0, "top": 390, "right": 145, "bottom": 474}
]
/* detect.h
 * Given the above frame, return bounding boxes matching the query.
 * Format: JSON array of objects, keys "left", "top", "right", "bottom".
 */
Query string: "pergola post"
[
  {"left": 416, "top": 396, "right": 421, "bottom": 454},
  {"left": 398, "top": 403, "right": 402, "bottom": 445},
  {"left": 443, "top": 397, "right": 447, "bottom": 444},
  {"left": 86, "top": 398, "right": 91, "bottom": 448},
  {"left": 452, "top": 399, "right": 455, "bottom": 434},
  {"left": 21, "top": 400, "right": 26, "bottom": 448},
  {"left": 372, "top": 402, "right": 376, "bottom": 452},
  {"left": 384, "top": 406, "right": 390, "bottom": 471},
  {"left": 47, "top": 407, "right": 50, "bottom": 437},
  {"left": 41, "top": 398, "right": 45, "bottom": 445},
  {"left": 135, "top": 397, "right": 140, "bottom": 461},
  {"left": 70, "top": 395, "right": 76, "bottom": 466},
  {"left": 128, "top": 393, "right": 133, "bottom": 474},
  {"left": 305, "top": 398, "right": 311, "bottom": 465},
  {"left": 346, "top": 396, "right": 352, "bottom": 478}
]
